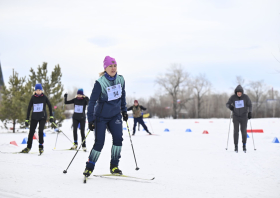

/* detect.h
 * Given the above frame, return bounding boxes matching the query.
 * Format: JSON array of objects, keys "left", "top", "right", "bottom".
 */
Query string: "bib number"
[
  {"left": 74, "top": 105, "right": 83, "bottom": 113},
  {"left": 235, "top": 100, "right": 244, "bottom": 108},
  {"left": 33, "top": 103, "right": 43, "bottom": 112},
  {"left": 107, "top": 84, "right": 122, "bottom": 101}
]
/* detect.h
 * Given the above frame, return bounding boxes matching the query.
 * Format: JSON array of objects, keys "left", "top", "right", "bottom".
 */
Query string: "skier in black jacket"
[
  {"left": 127, "top": 100, "right": 151, "bottom": 135},
  {"left": 21, "top": 84, "right": 53, "bottom": 154},
  {"left": 64, "top": 89, "right": 89, "bottom": 151},
  {"left": 226, "top": 85, "right": 252, "bottom": 153}
]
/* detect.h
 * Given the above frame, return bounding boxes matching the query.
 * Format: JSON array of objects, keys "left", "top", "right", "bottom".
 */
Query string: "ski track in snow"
[{"left": 0, "top": 118, "right": 280, "bottom": 198}]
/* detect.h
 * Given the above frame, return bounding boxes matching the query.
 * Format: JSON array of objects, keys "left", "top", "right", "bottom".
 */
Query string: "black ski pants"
[
  {"left": 27, "top": 119, "right": 46, "bottom": 149},
  {"left": 133, "top": 116, "right": 149, "bottom": 134},
  {"left": 73, "top": 119, "right": 86, "bottom": 147},
  {"left": 232, "top": 116, "right": 248, "bottom": 145}
]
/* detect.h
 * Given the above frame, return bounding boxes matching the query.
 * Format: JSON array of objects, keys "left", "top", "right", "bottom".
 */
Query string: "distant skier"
[
  {"left": 127, "top": 100, "right": 151, "bottom": 135},
  {"left": 21, "top": 84, "right": 53, "bottom": 155},
  {"left": 226, "top": 85, "right": 252, "bottom": 153},
  {"left": 83, "top": 56, "right": 128, "bottom": 178},
  {"left": 64, "top": 89, "right": 89, "bottom": 151}
]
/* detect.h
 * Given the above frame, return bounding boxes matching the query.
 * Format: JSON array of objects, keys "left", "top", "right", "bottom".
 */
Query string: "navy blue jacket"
[{"left": 87, "top": 73, "right": 127, "bottom": 122}]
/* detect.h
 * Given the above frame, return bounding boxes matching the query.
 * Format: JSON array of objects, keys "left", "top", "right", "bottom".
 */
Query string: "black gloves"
[
  {"left": 88, "top": 121, "right": 95, "bottom": 131},
  {"left": 25, "top": 120, "right": 29, "bottom": 127},
  {"left": 122, "top": 111, "right": 128, "bottom": 122},
  {"left": 85, "top": 96, "right": 89, "bottom": 102},
  {"left": 229, "top": 105, "right": 234, "bottom": 111},
  {"left": 49, "top": 116, "right": 54, "bottom": 123},
  {"left": 64, "top": 93, "right": 68, "bottom": 98},
  {"left": 248, "top": 112, "right": 252, "bottom": 119}
]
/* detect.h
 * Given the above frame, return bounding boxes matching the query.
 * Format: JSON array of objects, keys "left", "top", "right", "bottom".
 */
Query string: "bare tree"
[
  {"left": 155, "top": 64, "right": 190, "bottom": 119},
  {"left": 235, "top": 76, "right": 246, "bottom": 88},
  {"left": 192, "top": 74, "right": 212, "bottom": 118},
  {"left": 247, "top": 80, "right": 267, "bottom": 117}
]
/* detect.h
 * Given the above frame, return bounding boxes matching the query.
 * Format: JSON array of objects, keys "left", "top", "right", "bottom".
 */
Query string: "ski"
[
  {"left": 52, "top": 149, "right": 87, "bottom": 152},
  {"left": 52, "top": 149, "right": 73, "bottom": 151},
  {"left": 0, "top": 151, "right": 38, "bottom": 154},
  {"left": 93, "top": 174, "right": 155, "bottom": 181}
]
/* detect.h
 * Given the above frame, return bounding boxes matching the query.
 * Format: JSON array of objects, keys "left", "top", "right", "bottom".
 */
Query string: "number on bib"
[
  {"left": 74, "top": 105, "right": 83, "bottom": 113},
  {"left": 107, "top": 84, "right": 122, "bottom": 101},
  {"left": 235, "top": 100, "right": 244, "bottom": 108},
  {"left": 33, "top": 103, "right": 43, "bottom": 112}
]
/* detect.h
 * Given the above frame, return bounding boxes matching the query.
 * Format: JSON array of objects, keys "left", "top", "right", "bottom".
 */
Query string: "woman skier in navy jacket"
[{"left": 83, "top": 56, "right": 128, "bottom": 177}]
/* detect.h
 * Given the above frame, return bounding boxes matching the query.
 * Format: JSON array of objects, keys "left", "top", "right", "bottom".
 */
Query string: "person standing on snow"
[
  {"left": 226, "top": 85, "right": 252, "bottom": 153},
  {"left": 127, "top": 100, "right": 151, "bottom": 135},
  {"left": 83, "top": 56, "right": 128, "bottom": 177},
  {"left": 64, "top": 89, "right": 89, "bottom": 151},
  {"left": 21, "top": 83, "right": 53, "bottom": 155}
]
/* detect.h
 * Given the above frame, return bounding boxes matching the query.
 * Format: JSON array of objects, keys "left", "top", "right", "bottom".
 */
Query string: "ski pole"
[
  {"left": 225, "top": 111, "right": 232, "bottom": 150},
  {"left": 52, "top": 122, "right": 74, "bottom": 145},
  {"left": 148, "top": 118, "right": 154, "bottom": 133},
  {"left": 249, "top": 120, "right": 256, "bottom": 150},
  {"left": 63, "top": 130, "right": 91, "bottom": 174},
  {"left": 53, "top": 132, "right": 59, "bottom": 150},
  {"left": 126, "top": 121, "right": 140, "bottom": 170}
]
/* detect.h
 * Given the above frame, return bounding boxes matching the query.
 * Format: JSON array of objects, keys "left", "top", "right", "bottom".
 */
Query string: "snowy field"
[{"left": 0, "top": 118, "right": 279, "bottom": 198}]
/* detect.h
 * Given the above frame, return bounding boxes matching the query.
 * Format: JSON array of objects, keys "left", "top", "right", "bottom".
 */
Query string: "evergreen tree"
[
  {"left": 0, "top": 69, "right": 26, "bottom": 133},
  {"left": 27, "top": 62, "right": 65, "bottom": 124}
]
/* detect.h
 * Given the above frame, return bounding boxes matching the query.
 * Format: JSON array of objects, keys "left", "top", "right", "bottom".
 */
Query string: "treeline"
[
  {"left": 127, "top": 65, "right": 280, "bottom": 119},
  {"left": 0, "top": 63, "right": 64, "bottom": 132}
]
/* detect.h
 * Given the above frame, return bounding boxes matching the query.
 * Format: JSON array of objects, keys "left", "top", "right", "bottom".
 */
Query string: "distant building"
[{"left": 0, "top": 61, "right": 4, "bottom": 101}]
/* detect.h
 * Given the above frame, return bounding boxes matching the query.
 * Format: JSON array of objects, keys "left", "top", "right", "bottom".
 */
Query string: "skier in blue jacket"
[{"left": 83, "top": 56, "right": 128, "bottom": 177}]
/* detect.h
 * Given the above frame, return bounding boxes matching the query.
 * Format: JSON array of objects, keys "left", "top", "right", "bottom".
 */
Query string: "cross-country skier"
[
  {"left": 83, "top": 56, "right": 128, "bottom": 177},
  {"left": 127, "top": 100, "right": 151, "bottom": 135},
  {"left": 21, "top": 83, "right": 53, "bottom": 155},
  {"left": 226, "top": 85, "right": 252, "bottom": 153},
  {"left": 64, "top": 89, "right": 89, "bottom": 151}
]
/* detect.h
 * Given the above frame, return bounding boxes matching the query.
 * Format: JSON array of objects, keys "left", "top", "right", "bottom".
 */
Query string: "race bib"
[
  {"left": 74, "top": 105, "right": 83, "bottom": 113},
  {"left": 235, "top": 100, "right": 244, "bottom": 108},
  {"left": 107, "top": 84, "right": 122, "bottom": 101},
  {"left": 33, "top": 103, "right": 43, "bottom": 112}
]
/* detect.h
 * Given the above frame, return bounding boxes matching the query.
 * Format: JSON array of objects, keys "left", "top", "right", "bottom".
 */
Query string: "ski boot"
[
  {"left": 132, "top": 132, "right": 135, "bottom": 136},
  {"left": 83, "top": 167, "right": 93, "bottom": 177},
  {"left": 110, "top": 164, "right": 122, "bottom": 175},
  {"left": 39, "top": 148, "right": 44, "bottom": 155},
  {"left": 147, "top": 131, "right": 152, "bottom": 135},
  {"left": 234, "top": 145, "right": 238, "bottom": 153},
  {"left": 82, "top": 147, "right": 87, "bottom": 152},
  {"left": 243, "top": 144, "right": 246, "bottom": 153},
  {"left": 83, "top": 162, "right": 95, "bottom": 177},
  {"left": 70, "top": 144, "right": 78, "bottom": 150},
  {"left": 20, "top": 147, "right": 30, "bottom": 153}
]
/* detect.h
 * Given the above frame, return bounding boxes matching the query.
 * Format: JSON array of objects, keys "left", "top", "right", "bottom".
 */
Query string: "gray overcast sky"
[{"left": 0, "top": 0, "right": 280, "bottom": 99}]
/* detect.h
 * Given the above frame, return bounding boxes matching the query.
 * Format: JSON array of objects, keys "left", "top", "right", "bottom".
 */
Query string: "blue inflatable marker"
[
  {"left": 43, "top": 132, "right": 46, "bottom": 137},
  {"left": 186, "top": 129, "right": 192, "bottom": 132},
  {"left": 247, "top": 134, "right": 250, "bottom": 138},
  {"left": 160, "top": 121, "right": 164, "bottom": 123},
  {"left": 21, "top": 137, "right": 28, "bottom": 144},
  {"left": 164, "top": 128, "right": 170, "bottom": 132},
  {"left": 272, "top": 137, "right": 279, "bottom": 143},
  {"left": 123, "top": 127, "right": 127, "bottom": 130}
]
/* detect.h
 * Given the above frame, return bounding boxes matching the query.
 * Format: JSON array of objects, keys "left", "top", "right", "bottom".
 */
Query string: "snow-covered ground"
[{"left": 0, "top": 118, "right": 279, "bottom": 198}]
